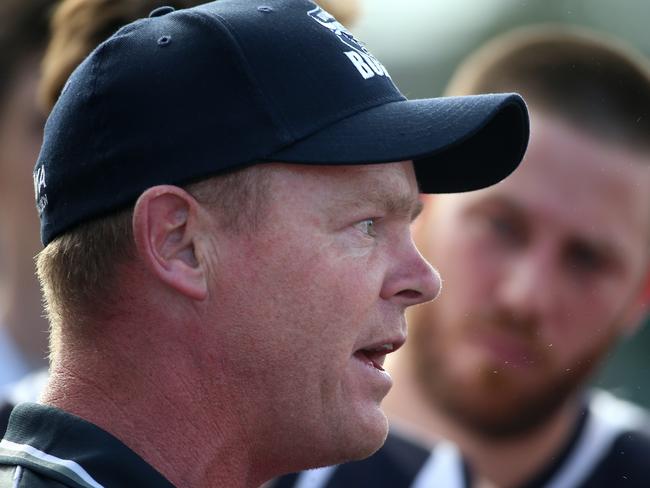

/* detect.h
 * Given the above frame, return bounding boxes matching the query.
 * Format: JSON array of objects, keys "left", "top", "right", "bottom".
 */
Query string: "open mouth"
[{"left": 354, "top": 344, "right": 396, "bottom": 371}]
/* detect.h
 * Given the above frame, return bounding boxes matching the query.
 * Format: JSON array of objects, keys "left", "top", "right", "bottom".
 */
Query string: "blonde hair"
[{"left": 37, "top": 166, "right": 271, "bottom": 356}]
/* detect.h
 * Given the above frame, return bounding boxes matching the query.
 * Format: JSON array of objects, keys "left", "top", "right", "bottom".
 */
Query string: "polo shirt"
[
  {"left": 1, "top": 369, "right": 49, "bottom": 438},
  {"left": 276, "top": 390, "right": 650, "bottom": 488},
  {"left": 273, "top": 431, "right": 432, "bottom": 488},
  {"left": 0, "top": 403, "right": 175, "bottom": 487}
]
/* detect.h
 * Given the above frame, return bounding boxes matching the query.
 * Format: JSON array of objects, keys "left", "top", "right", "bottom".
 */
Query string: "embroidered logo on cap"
[
  {"left": 33, "top": 164, "right": 48, "bottom": 214},
  {"left": 307, "top": 5, "right": 391, "bottom": 80}
]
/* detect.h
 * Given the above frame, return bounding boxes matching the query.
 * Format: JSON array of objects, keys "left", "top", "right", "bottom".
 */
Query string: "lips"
[
  {"left": 355, "top": 339, "right": 405, "bottom": 371},
  {"left": 472, "top": 330, "right": 542, "bottom": 368}
]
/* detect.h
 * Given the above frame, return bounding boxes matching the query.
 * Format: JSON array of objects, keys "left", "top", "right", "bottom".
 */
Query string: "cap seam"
[
  {"left": 92, "top": 43, "right": 109, "bottom": 172},
  {"left": 209, "top": 11, "right": 406, "bottom": 149},
  {"left": 267, "top": 93, "right": 404, "bottom": 157},
  {"left": 196, "top": 10, "right": 294, "bottom": 146},
  {"left": 74, "top": 38, "right": 108, "bottom": 228}
]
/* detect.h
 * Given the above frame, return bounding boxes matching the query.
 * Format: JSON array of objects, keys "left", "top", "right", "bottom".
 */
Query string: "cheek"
[
  {"left": 0, "top": 126, "right": 43, "bottom": 221},
  {"left": 434, "top": 236, "right": 499, "bottom": 320},
  {"left": 546, "top": 290, "right": 625, "bottom": 362},
  {"left": 295, "top": 253, "right": 380, "bottom": 336},
  {"left": 542, "top": 263, "right": 641, "bottom": 339},
  {"left": 247, "top": 240, "right": 380, "bottom": 357},
  {"left": 0, "top": 96, "right": 42, "bottom": 176}
]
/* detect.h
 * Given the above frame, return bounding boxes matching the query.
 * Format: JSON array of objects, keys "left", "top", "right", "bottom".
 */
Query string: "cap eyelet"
[
  {"left": 157, "top": 35, "right": 172, "bottom": 47},
  {"left": 257, "top": 6, "right": 274, "bottom": 13},
  {"left": 149, "top": 6, "right": 175, "bottom": 17}
]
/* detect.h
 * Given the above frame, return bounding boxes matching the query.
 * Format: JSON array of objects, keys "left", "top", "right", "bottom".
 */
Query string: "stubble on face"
[
  {"left": 402, "top": 114, "right": 650, "bottom": 442},
  {"left": 408, "top": 301, "right": 618, "bottom": 440}
]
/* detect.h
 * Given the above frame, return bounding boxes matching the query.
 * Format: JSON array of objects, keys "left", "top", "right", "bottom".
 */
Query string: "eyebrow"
[
  {"left": 334, "top": 187, "right": 423, "bottom": 222},
  {"left": 470, "top": 195, "right": 627, "bottom": 263}
]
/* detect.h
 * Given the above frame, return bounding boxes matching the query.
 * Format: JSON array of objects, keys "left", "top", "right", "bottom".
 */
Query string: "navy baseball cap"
[{"left": 34, "top": 0, "right": 529, "bottom": 245}]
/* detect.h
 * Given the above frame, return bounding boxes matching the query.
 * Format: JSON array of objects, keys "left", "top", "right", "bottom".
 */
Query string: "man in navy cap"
[{"left": 0, "top": 1, "right": 527, "bottom": 486}]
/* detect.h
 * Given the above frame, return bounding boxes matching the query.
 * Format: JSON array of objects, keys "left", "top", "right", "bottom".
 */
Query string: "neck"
[
  {"left": 41, "top": 325, "right": 266, "bottom": 488},
  {"left": 384, "top": 349, "right": 582, "bottom": 488}
]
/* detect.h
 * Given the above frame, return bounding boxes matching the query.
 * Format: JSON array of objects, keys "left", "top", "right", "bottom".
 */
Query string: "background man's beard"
[
  {"left": 415, "top": 355, "right": 596, "bottom": 439},
  {"left": 410, "top": 309, "right": 617, "bottom": 441}
]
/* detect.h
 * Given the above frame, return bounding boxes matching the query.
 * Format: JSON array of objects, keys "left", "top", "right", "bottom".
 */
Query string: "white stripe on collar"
[
  {"left": 410, "top": 390, "right": 648, "bottom": 488},
  {"left": 293, "top": 465, "right": 337, "bottom": 488},
  {"left": 411, "top": 440, "right": 464, "bottom": 488},
  {"left": 546, "top": 390, "right": 648, "bottom": 488},
  {"left": 0, "top": 439, "right": 103, "bottom": 488}
]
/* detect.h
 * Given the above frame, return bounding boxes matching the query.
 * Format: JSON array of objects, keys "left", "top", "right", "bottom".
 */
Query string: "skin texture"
[
  {"left": 44, "top": 161, "right": 440, "bottom": 488},
  {"left": 384, "top": 112, "right": 650, "bottom": 487},
  {"left": 0, "top": 56, "right": 49, "bottom": 374}
]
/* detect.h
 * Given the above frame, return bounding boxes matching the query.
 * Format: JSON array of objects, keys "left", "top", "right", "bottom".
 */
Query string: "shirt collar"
[{"left": 0, "top": 403, "right": 175, "bottom": 487}]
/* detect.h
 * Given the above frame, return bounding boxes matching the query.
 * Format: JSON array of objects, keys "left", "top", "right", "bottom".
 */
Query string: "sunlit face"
[
  {"left": 206, "top": 162, "right": 440, "bottom": 472},
  {"left": 409, "top": 112, "right": 650, "bottom": 439}
]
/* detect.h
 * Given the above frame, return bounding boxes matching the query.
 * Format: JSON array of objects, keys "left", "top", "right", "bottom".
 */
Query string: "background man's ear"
[
  {"left": 620, "top": 269, "right": 650, "bottom": 337},
  {"left": 132, "top": 185, "right": 208, "bottom": 300}
]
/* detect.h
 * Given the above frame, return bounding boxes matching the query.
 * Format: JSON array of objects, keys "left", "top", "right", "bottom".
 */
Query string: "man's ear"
[
  {"left": 620, "top": 269, "right": 650, "bottom": 336},
  {"left": 132, "top": 185, "right": 208, "bottom": 300}
]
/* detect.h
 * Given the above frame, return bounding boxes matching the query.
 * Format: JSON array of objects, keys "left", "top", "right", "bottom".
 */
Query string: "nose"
[
  {"left": 497, "top": 246, "right": 556, "bottom": 322},
  {"left": 381, "top": 240, "right": 442, "bottom": 307}
]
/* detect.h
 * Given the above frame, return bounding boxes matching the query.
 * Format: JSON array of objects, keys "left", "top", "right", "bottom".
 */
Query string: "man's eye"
[
  {"left": 357, "top": 219, "right": 376, "bottom": 237},
  {"left": 484, "top": 214, "right": 524, "bottom": 246},
  {"left": 565, "top": 243, "right": 604, "bottom": 274},
  {"left": 488, "top": 215, "right": 514, "bottom": 236}
]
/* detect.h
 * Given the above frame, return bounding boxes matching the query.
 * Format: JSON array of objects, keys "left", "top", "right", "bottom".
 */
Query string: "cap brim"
[{"left": 268, "top": 93, "right": 529, "bottom": 193}]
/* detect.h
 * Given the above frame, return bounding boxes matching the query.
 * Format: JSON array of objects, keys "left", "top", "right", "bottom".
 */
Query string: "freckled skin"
[
  {"left": 407, "top": 113, "right": 650, "bottom": 439},
  {"left": 201, "top": 162, "right": 440, "bottom": 472}
]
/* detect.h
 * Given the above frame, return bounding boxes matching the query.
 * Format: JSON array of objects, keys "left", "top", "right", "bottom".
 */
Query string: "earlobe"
[{"left": 132, "top": 186, "right": 209, "bottom": 301}]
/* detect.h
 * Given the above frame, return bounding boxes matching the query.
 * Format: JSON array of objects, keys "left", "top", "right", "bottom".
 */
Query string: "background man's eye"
[
  {"left": 566, "top": 243, "right": 603, "bottom": 273},
  {"left": 483, "top": 214, "right": 526, "bottom": 247},
  {"left": 488, "top": 215, "right": 515, "bottom": 236}
]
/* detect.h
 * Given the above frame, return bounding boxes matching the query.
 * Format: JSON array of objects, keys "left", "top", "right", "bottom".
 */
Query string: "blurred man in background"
[
  {"left": 390, "top": 26, "right": 650, "bottom": 488},
  {"left": 277, "top": 25, "right": 650, "bottom": 488},
  {"left": 0, "top": 0, "right": 56, "bottom": 401}
]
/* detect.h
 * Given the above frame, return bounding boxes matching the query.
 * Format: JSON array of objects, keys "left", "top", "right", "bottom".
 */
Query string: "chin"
[
  {"left": 285, "top": 405, "right": 390, "bottom": 473},
  {"left": 302, "top": 409, "right": 386, "bottom": 470},
  {"left": 337, "top": 408, "right": 390, "bottom": 463},
  {"left": 291, "top": 424, "right": 387, "bottom": 475}
]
